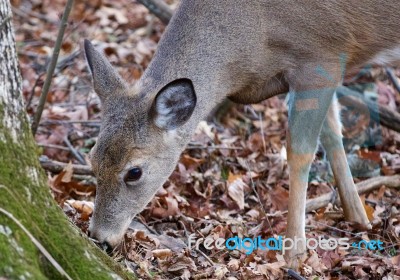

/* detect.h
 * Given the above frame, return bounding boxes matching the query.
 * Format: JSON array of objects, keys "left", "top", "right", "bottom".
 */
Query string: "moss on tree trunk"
[{"left": 0, "top": 1, "right": 135, "bottom": 279}]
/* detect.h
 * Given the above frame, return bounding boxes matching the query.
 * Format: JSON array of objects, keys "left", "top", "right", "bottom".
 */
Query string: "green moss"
[{"left": 0, "top": 103, "right": 136, "bottom": 279}]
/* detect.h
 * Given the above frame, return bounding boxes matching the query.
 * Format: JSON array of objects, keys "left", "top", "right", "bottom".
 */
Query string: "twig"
[
  {"left": 386, "top": 67, "right": 400, "bottom": 94},
  {"left": 18, "top": 50, "right": 49, "bottom": 59},
  {"left": 56, "top": 49, "right": 81, "bottom": 73},
  {"left": 26, "top": 73, "right": 45, "bottom": 109},
  {"left": 38, "top": 143, "right": 70, "bottom": 151},
  {"left": 259, "top": 112, "right": 267, "bottom": 154},
  {"left": 136, "top": 0, "right": 173, "bottom": 24},
  {"left": 12, "top": 6, "right": 57, "bottom": 24},
  {"left": 63, "top": 136, "right": 87, "bottom": 165},
  {"left": 31, "top": 0, "right": 74, "bottom": 135},
  {"left": 245, "top": 160, "right": 267, "bottom": 214},
  {"left": 243, "top": 160, "right": 275, "bottom": 235},
  {"left": 310, "top": 221, "right": 364, "bottom": 238},
  {"left": 0, "top": 207, "right": 73, "bottom": 280},
  {"left": 195, "top": 248, "right": 215, "bottom": 266},
  {"left": 306, "top": 175, "right": 400, "bottom": 212},
  {"left": 39, "top": 157, "right": 93, "bottom": 175}
]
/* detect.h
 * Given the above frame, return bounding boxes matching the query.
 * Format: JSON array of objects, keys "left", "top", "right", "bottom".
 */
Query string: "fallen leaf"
[
  {"left": 61, "top": 162, "right": 73, "bottom": 183},
  {"left": 228, "top": 178, "right": 246, "bottom": 210},
  {"left": 152, "top": 249, "right": 172, "bottom": 259}
]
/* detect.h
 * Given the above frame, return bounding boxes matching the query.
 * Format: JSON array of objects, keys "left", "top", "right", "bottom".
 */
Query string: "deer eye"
[{"left": 124, "top": 167, "right": 142, "bottom": 183}]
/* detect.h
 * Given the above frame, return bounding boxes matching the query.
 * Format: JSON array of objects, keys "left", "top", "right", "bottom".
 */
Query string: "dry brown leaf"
[
  {"left": 227, "top": 172, "right": 242, "bottom": 184},
  {"left": 214, "top": 265, "right": 229, "bottom": 279},
  {"left": 270, "top": 185, "right": 289, "bottom": 211},
  {"left": 364, "top": 202, "right": 375, "bottom": 222},
  {"left": 305, "top": 250, "right": 326, "bottom": 273},
  {"left": 152, "top": 249, "right": 172, "bottom": 259},
  {"left": 134, "top": 230, "right": 160, "bottom": 248},
  {"left": 61, "top": 162, "right": 73, "bottom": 183},
  {"left": 257, "top": 261, "right": 285, "bottom": 278},
  {"left": 180, "top": 154, "right": 204, "bottom": 170},
  {"left": 245, "top": 209, "right": 260, "bottom": 219},
  {"left": 228, "top": 178, "right": 246, "bottom": 210},
  {"left": 227, "top": 259, "right": 240, "bottom": 271},
  {"left": 66, "top": 199, "right": 94, "bottom": 221},
  {"left": 167, "top": 254, "right": 197, "bottom": 273}
]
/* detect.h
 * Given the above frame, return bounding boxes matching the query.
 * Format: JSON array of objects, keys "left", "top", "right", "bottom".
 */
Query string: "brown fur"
[{"left": 85, "top": 0, "right": 400, "bottom": 268}]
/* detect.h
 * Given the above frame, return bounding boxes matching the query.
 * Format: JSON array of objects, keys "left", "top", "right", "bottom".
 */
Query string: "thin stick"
[
  {"left": 0, "top": 207, "right": 73, "bottom": 280},
  {"left": 31, "top": 0, "right": 74, "bottom": 135},
  {"left": 136, "top": 0, "right": 173, "bottom": 24},
  {"left": 38, "top": 143, "right": 70, "bottom": 151},
  {"left": 243, "top": 160, "right": 275, "bottom": 235},
  {"left": 195, "top": 248, "right": 215, "bottom": 266},
  {"left": 259, "top": 112, "right": 267, "bottom": 154},
  {"left": 26, "top": 73, "right": 45, "bottom": 109},
  {"left": 63, "top": 136, "right": 87, "bottom": 165},
  {"left": 386, "top": 67, "right": 400, "bottom": 94}
]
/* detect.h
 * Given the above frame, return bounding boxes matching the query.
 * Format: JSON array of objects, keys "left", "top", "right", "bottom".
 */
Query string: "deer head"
[{"left": 84, "top": 40, "right": 197, "bottom": 248}]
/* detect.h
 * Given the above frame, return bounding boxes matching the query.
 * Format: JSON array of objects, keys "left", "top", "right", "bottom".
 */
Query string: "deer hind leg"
[
  {"left": 284, "top": 62, "right": 342, "bottom": 268},
  {"left": 319, "top": 97, "right": 370, "bottom": 227}
]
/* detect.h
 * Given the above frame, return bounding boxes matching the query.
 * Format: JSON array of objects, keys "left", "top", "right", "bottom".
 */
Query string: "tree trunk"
[{"left": 0, "top": 1, "right": 134, "bottom": 279}]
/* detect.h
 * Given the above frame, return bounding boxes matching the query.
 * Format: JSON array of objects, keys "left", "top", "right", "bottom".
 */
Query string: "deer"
[{"left": 84, "top": 0, "right": 400, "bottom": 268}]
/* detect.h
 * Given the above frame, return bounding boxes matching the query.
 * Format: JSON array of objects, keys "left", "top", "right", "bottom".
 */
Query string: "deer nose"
[
  {"left": 88, "top": 227, "right": 104, "bottom": 244},
  {"left": 89, "top": 229, "right": 114, "bottom": 253}
]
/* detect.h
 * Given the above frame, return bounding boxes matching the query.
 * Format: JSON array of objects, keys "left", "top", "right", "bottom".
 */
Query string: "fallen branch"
[
  {"left": 136, "top": 0, "right": 173, "bottom": 24},
  {"left": 337, "top": 86, "right": 400, "bottom": 133},
  {"left": 306, "top": 175, "right": 400, "bottom": 212},
  {"left": 39, "top": 157, "right": 93, "bottom": 175}
]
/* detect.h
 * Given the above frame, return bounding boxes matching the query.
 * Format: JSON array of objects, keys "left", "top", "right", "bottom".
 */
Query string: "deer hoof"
[{"left": 284, "top": 247, "right": 306, "bottom": 270}]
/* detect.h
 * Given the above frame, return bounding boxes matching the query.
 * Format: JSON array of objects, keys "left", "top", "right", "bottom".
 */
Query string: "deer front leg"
[
  {"left": 284, "top": 64, "right": 340, "bottom": 268},
  {"left": 319, "top": 98, "right": 370, "bottom": 228}
]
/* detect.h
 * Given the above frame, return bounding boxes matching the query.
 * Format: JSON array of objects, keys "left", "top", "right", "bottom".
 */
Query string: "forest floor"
[{"left": 11, "top": 0, "right": 400, "bottom": 279}]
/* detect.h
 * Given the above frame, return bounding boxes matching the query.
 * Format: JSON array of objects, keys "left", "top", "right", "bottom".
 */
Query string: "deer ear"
[
  {"left": 152, "top": 79, "right": 197, "bottom": 130},
  {"left": 84, "top": 39, "right": 127, "bottom": 101}
]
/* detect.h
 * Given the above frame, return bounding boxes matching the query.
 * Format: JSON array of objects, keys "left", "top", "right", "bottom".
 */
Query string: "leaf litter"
[{"left": 12, "top": 0, "right": 400, "bottom": 278}]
